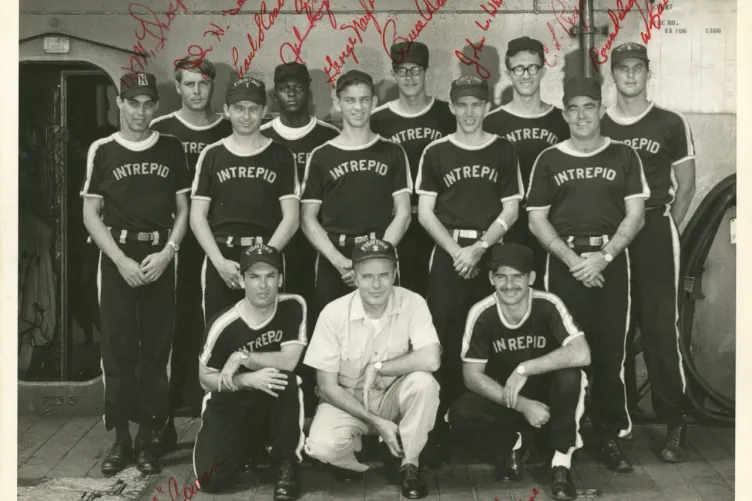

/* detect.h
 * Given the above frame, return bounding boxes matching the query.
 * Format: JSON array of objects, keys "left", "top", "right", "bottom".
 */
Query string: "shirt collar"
[{"left": 349, "top": 289, "right": 403, "bottom": 321}]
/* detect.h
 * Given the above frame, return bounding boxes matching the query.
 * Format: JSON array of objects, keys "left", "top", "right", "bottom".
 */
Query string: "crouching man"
[
  {"left": 193, "top": 244, "right": 307, "bottom": 500},
  {"left": 303, "top": 239, "right": 441, "bottom": 499},
  {"left": 449, "top": 243, "right": 590, "bottom": 501}
]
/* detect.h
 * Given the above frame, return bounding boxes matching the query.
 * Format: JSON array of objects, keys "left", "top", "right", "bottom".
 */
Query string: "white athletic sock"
[{"left": 551, "top": 448, "right": 574, "bottom": 469}]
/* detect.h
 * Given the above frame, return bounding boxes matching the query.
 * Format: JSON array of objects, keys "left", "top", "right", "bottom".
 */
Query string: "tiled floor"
[{"left": 17, "top": 416, "right": 735, "bottom": 501}]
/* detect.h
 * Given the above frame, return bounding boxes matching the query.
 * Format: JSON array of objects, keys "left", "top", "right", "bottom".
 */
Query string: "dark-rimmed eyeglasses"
[
  {"left": 394, "top": 67, "right": 425, "bottom": 77},
  {"left": 509, "top": 64, "right": 542, "bottom": 76}
]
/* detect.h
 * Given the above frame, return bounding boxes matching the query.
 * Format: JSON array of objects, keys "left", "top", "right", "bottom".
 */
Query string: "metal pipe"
[{"left": 580, "top": 0, "right": 595, "bottom": 77}]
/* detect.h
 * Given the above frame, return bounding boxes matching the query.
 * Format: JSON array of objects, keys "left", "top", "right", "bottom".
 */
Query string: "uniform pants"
[
  {"left": 397, "top": 218, "right": 433, "bottom": 297},
  {"left": 427, "top": 237, "right": 494, "bottom": 425},
  {"left": 169, "top": 233, "right": 205, "bottom": 413},
  {"left": 546, "top": 248, "right": 632, "bottom": 439},
  {"left": 448, "top": 368, "right": 587, "bottom": 454},
  {"left": 305, "top": 371, "right": 439, "bottom": 471},
  {"left": 503, "top": 210, "right": 546, "bottom": 290},
  {"left": 285, "top": 231, "right": 317, "bottom": 334},
  {"left": 201, "top": 240, "right": 285, "bottom": 325},
  {"left": 630, "top": 207, "right": 688, "bottom": 422},
  {"left": 193, "top": 371, "right": 304, "bottom": 493},
  {"left": 98, "top": 241, "right": 175, "bottom": 430}
]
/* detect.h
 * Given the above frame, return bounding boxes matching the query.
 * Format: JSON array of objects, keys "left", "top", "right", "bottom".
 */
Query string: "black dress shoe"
[
  {"left": 601, "top": 438, "right": 633, "bottom": 472},
  {"left": 328, "top": 464, "right": 364, "bottom": 483},
  {"left": 550, "top": 466, "right": 576, "bottom": 501},
  {"left": 135, "top": 441, "right": 161, "bottom": 474},
  {"left": 494, "top": 447, "right": 526, "bottom": 482},
  {"left": 660, "top": 422, "right": 689, "bottom": 463},
  {"left": 101, "top": 441, "right": 133, "bottom": 476},
  {"left": 273, "top": 460, "right": 301, "bottom": 501},
  {"left": 151, "top": 420, "right": 178, "bottom": 457},
  {"left": 400, "top": 463, "right": 428, "bottom": 499}
]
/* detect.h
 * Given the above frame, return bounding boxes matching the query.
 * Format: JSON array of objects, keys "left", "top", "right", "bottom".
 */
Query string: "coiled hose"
[{"left": 626, "top": 174, "right": 736, "bottom": 426}]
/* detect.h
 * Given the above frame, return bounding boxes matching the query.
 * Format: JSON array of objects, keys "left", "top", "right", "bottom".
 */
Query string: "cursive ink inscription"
[
  {"left": 279, "top": 0, "right": 338, "bottom": 65},
  {"left": 151, "top": 456, "right": 227, "bottom": 501},
  {"left": 222, "top": 0, "right": 248, "bottom": 16},
  {"left": 588, "top": 0, "right": 670, "bottom": 72},
  {"left": 121, "top": 0, "right": 189, "bottom": 73},
  {"left": 455, "top": 37, "right": 491, "bottom": 79},
  {"left": 543, "top": 0, "right": 581, "bottom": 68},
  {"left": 380, "top": 0, "right": 448, "bottom": 65},
  {"left": 232, "top": 0, "right": 285, "bottom": 78}
]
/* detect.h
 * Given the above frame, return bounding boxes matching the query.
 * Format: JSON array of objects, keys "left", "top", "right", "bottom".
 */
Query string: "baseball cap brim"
[
  {"left": 240, "top": 254, "right": 281, "bottom": 273},
  {"left": 120, "top": 87, "right": 158, "bottom": 100},
  {"left": 611, "top": 50, "right": 649, "bottom": 66},
  {"left": 227, "top": 92, "right": 266, "bottom": 105}
]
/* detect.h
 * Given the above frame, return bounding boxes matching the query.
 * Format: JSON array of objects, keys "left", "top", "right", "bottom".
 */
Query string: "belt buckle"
[
  {"left": 589, "top": 236, "right": 601, "bottom": 247},
  {"left": 354, "top": 235, "right": 369, "bottom": 244}
]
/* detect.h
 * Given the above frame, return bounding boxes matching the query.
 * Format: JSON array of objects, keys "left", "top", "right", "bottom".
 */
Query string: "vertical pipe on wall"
[{"left": 580, "top": 0, "right": 595, "bottom": 77}]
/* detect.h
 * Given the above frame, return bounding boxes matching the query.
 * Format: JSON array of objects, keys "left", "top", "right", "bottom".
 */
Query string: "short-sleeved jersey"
[
  {"left": 80, "top": 132, "right": 191, "bottom": 231},
  {"left": 415, "top": 134, "right": 524, "bottom": 231},
  {"left": 150, "top": 112, "right": 233, "bottom": 178},
  {"left": 371, "top": 98, "right": 456, "bottom": 204},
  {"left": 526, "top": 139, "right": 650, "bottom": 237},
  {"left": 192, "top": 138, "right": 299, "bottom": 237},
  {"left": 461, "top": 290, "right": 583, "bottom": 383},
  {"left": 199, "top": 294, "right": 307, "bottom": 372},
  {"left": 601, "top": 102, "right": 695, "bottom": 208},
  {"left": 301, "top": 135, "right": 411, "bottom": 235},
  {"left": 483, "top": 104, "right": 570, "bottom": 193},
  {"left": 261, "top": 117, "right": 341, "bottom": 182}
]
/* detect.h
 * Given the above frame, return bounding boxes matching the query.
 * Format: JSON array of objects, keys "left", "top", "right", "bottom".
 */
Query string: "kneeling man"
[
  {"left": 303, "top": 239, "right": 441, "bottom": 499},
  {"left": 194, "top": 244, "right": 306, "bottom": 500},
  {"left": 449, "top": 243, "right": 590, "bottom": 501}
]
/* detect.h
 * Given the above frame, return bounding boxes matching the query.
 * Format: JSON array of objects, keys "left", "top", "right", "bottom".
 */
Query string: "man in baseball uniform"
[
  {"left": 527, "top": 76, "right": 650, "bottom": 472},
  {"left": 601, "top": 42, "right": 695, "bottom": 463},
  {"left": 416, "top": 75, "right": 523, "bottom": 458},
  {"left": 371, "top": 41, "right": 456, "bottom": 297},
  {"left": 150, "top": 59, "right": 232, "bottom": 453},
  {"left": 81, "top": 72, "right": 190, "bottom": 474},
  {"left": 450, "top": 243, "right": 589, "bottom": 501},
  {"left": 303, "top": 239, "right": 441, "bottom": 499},
  {"left": 191, "top": 76, "right": 300, "bottom": 324},
  {"left": 194, "top": 244, "right": 306, "bottom": 500},
  {"left": 300, "top": 70, "right": 412, "bottom": 314},
  {"left": 483, "top": 37, "right": 570, "bottom": 289}
]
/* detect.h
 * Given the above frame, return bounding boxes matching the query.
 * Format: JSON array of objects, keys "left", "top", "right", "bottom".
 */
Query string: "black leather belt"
[
  {"left": 214, "top": 236, "right": 265, "bottom": 247},
  {"left": 110, "top": 228, "right": 170, "bottom": 245},
  {"left": 329, "top": 231, "right": 378, "bottom": 247},
  {"left": 565, "top": 235, "right": 611, "bottom": 248}
]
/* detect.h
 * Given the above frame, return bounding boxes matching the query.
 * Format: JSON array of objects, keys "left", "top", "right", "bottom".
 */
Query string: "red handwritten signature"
[
  {"left": 455, "top": 0, "right": 503, "bottom": 79},
  {"left": 496, "top": 487, "right": 539, "bottom": 501},
  {"left": 232, "top": 0, "right": 285, "bottom": 78},
  {"left": 151, "top": 457, "right": 226, "bottom": 501},
  {"left": 544, "top": 0, "right": 584, "bottom": 68},
  {"left": 588, "top": 0, "right": 670, "bottom": 71},
  {"left": 380, "top": 0, "right": 448, "bottom": 65},
  {"left": 279, "top": 0, "right": 338, "bottom": 66},
  {"left": 122, "top": 0, "right": 189, "bottom": 74}
]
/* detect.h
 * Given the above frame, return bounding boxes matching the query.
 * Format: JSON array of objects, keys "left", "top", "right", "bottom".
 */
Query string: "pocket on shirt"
[{"left": 340, "top": 345, "right": 363, "bottom": 380}]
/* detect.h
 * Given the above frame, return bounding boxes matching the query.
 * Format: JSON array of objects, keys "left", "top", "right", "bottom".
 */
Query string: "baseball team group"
[{"left": 79, "top": 34, "right": 697, "bottom": 501}]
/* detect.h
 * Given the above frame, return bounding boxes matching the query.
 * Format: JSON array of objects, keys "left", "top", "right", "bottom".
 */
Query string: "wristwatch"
[
  {"left": 600, "top": 249, "right": 613, "bottom": 263},
  {"left": 478, "top": 239, "right": 490, "bottom": 250},
  {"left": 516, "top": 364, "right": 527, "bottom": 376},
  {"left": 237, "top": 347, "right": 250, "bottom": 363},
  {"left": 167, "top": 240, "right": 180, "bottom": 253},
  {"left": 374, "top": 361, "right": 383, "bottom": 374}
]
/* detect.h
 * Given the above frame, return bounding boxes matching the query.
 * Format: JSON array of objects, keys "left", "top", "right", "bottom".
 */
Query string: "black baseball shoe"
[
  {"left": 135, "top": 440, "right": 161, "bottom": 474},
  {"left": 600, "top": 438, "right": 633, "bottom": 472},
  {"left": 273, "top": 460, "right": 301, "bottom": 501},
  {"left": 550, "top": 466, "right": 576, "bottom": 500},
  {"left": 400, "top": 463, "right": 428, "bottom": 499},
  {"left": 151, "top": 419, "right": 178, "bottom": 457},
  {"left": 494, "top": 445, "right": 527, "bottom": 481},
  {"left": 660, "top": 422, "right": 689, "bottom": 463},
  {"left": 101, "top": 440, "right": 133, "bottom": 476}
]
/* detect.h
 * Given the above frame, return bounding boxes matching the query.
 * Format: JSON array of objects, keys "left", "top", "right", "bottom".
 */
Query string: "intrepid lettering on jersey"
[
  {"left": 621, "top": 137, "right": 660, "bottom": 154},
  {"left": 443, "top": 165, "right": 498, "bottom": 188},
  {"left": 553, "top": 167, "right": 616, "bottom": 186},
  {"left": 217, "top": 166, "right": 278, "bottom": 183},
  {"left": 493, "top": 335, "right": 547, "bottom": 353},
  {"left": 113, "top": 162, "right": 170, "bottom": 180},
  {"left": 243, "top": 330, "right": 284, "bottom": 352},
  {"left": 504, "top": 128, "right": 559, "bottom": 145},
  {"left": 295, "top": 151, "right": 310, "bottom": 167},
  {"left": 183, "top": 141, "right": 208, "bottom": 155},
  {"left": 329, "top": 159, "right": 389, "bottom": 180},
  {"left": 389, "top": 127, "right": 444, "bottom": 144}
]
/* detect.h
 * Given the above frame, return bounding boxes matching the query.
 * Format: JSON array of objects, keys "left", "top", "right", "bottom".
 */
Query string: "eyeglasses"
[
  {"left": 394, "top": 67, "right": 424, "bottom": 77},
  {"left": 509, "top": 64, "right": 542, "bottom": 76}
]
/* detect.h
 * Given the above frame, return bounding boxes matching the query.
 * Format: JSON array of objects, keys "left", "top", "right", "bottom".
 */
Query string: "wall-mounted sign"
[{"left": 44, "top": 36, "right": 70, "bottom": 54}]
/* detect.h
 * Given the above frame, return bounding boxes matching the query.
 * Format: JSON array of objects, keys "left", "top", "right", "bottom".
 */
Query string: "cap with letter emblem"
[
  {"left": 239, "top": 243, "right": 281, "bottom": 273},
  {"left": 450, "top": 75, "right": 489, "bottom": 103},
  {"left": 119, "top": 72, "right": 158, "bottom": 100},
  {"left": 611, "top": 42, "right": 649, "bottom": 67},
  {"left": 226, "top": 75, "right": 267, "bottom": 106},
  {"left": 351, "top": 238, "right": 397, "bottom": 265}
]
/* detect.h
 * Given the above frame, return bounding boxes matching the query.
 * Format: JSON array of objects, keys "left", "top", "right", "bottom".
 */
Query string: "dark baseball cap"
[
  {"left": 226, "top": 75, "right": 267, "bottom": 105},
  {"left": 390, "top": 41, "right": 429, "bottom": 68},
  {"left": 488, "top": 243, "right": 534, "bottom": 274},
  {"left": 120, "top": 72, "right": 158, "bottom": 100},
  {"left": 563, "top": 76, "right": 602, "bottom": 105},
  {"left": 611, "top": 42, "right": 649, "bottom": 67},
  {"left": 239, "top": 244, "right": 282, "bottom": 273},
  {"left": 274, "top": 62, "right": 311, "bottom": 84},
  {"left": 450, "top": 75, "right": 489, "bottom": 102},
  {"left": 506, "top": 36, "right": 544, "bottom": 60},
  {"left": 336, "top": 69, "right": 374, "bottom": 95},
  {"left": 352, "top": 238, "right": 397, "bottom": 265}
]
